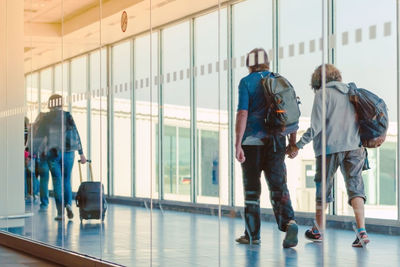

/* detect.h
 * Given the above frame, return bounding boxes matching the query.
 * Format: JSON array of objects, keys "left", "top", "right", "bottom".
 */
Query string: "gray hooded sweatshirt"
[{"left": 296, "top": 81, "right": 361, "bottom": 157}]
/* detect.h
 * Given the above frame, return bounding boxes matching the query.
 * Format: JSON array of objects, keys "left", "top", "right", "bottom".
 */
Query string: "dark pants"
[
  {"left": 241, "top": 136, "right": 295, "bottom": 239},
  {"left": 47, "top": 151, "right": 75, "bottom": 215},
  {"left": 37, "top": 157, "right": 50, "bottom": 208}
]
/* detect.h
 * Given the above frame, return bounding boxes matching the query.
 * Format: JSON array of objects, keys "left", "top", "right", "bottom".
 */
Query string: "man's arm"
[{"left": 235, "top": 110, "right": 248, "bottom": 163}]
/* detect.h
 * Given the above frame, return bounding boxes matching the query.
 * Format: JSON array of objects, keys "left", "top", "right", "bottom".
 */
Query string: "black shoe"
[
  {"left": 352, "top": 231, "right": 370, "bottom": 247},
  {"left": 283, "top": 221, "right": 298, "bottom": 248},
  {"left": 305, "top": 229, "right": 323, "bottom": 242},
  {"left": 235, "top": 235, "right": 260, "bottom": 245}
]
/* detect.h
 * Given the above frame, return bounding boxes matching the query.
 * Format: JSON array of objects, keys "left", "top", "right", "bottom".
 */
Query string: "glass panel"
[
  {"left": 279, "top": 0, "right": 323, "bottom": 213},
  {"left": 336, "top": 0, "right": 398, "bottom": 220},
  {"left": 54, "top": 63, "right": 69, "bottom": 95},
  {"left": 40, "top": 68, "right": 53, "bottom": 112},
  {"left": 90, "top": 49, "right": 108, "bottom": 195},
  {"left": 134, "top": 32, "right": 158, "bottom": 199},
  {"left": 232, "top": 0, "right": 273, "bottom": 209},
  {"left": 194, "top": 9, "right": 228, "bottom": 204},
  {"left": 26, "top": 73, "right": 39, "bottom": 120},
  {"left": 70, "top": 56, "right": 88, "bottom": 193},
  {"left": 112, "top": 41, "right": 132, "bottom": 197},
  {"left": 161, "top": 21, "right": 191, "bottom": 201}
]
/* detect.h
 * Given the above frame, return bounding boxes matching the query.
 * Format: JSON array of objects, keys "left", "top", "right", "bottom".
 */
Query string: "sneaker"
[
  {"left": 352, "top": 231, "right": 370, "bottom": 247},
  {"left": 283, "top": 221, "right": 298, "bottom": 248},
  {"left": 305, "top": 228, "right": 323, "bottom": 242},
  {"left": 235, "top": 235, "right": 260, "bottom": 245},
  {"left": 25, "top": 195, "right": 33, "bottom": 203},
  {"left": 66, "top": 205, "right": 74, "bottom": 220},
  {"left": 39, "top": 205, "right": 48, "bottom": 212},
  {"left": 54, "top": 214, "right": 63, "bottom": 221}
]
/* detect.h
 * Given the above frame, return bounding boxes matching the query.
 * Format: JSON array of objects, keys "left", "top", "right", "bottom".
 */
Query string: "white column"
[{"left": 0, "top": 0, "right": 25, "bottom": 223}]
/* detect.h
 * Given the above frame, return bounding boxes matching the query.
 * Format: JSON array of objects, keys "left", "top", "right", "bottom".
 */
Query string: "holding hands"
[{"left": 286, "top": 144, "right": 299, "bottom": 159}]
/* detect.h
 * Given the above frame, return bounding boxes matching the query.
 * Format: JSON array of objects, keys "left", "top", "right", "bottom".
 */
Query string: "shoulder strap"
[
  {"left": 259, "top": 71, "right": 274, "bottom": 79},
  {"left": 348, "top": 82, "right": 357, "bottom": 95}
]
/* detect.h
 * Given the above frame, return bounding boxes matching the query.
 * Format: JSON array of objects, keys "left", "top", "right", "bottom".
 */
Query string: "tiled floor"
[
  {"left": 2, "top": 200, "right": 400, "bottom": 267},
  {"left": 0, "top": 244, "right": 61, "bottom": 267}
]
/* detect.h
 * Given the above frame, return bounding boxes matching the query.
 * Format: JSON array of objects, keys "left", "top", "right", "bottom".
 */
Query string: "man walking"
[{"left": 235, "top": 48, "right": 298, "bottom": 248}]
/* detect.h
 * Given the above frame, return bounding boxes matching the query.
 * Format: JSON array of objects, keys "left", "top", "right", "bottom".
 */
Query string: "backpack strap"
[
  {"left": 259, "top": 71, "right": 274, "bottom": 79},
  {"left": 348, "top": 82, "right": 357, "bottom": 95}
]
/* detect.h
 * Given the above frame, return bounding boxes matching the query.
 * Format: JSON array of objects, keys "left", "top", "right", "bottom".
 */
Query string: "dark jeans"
[
  {"left": 25, "top": 165, "right": 39, "bottom": 197},
  {"left": 241, "top": 136, "right": 295, "bottom": 239},
  {"left": 47, "top": 151, "right": 75, "bottom": 215},
  {"left": 37, "top": 157, "right": 50, "bottom": 208}
]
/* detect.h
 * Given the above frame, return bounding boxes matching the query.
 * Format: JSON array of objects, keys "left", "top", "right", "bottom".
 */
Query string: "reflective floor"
[
  {"left": 0, "top": 244, "right": 61, "bottom": 267},
  {"left": 5, "top": 201, "right": 400, "bottom": 267}
]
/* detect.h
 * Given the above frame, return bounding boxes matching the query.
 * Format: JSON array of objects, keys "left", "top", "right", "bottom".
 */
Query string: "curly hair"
[{"left": 311, "top": 64, "right": 342, "bottom": 90}]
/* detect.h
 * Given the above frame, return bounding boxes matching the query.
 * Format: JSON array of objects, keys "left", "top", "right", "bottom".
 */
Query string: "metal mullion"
[
  {"left": 158, "top": 30, "right": 164, "bottom": 200},
  {"left": 328, "top": 0, "right": 336, "bottom": 65},
  {"left": 328, "top": 0, "right": 336, "bottom": 216},
  {"left": 38, "top": 72, "right": 41, "bottom": 113},
  {"left": 86, "top": 54, "right": 91, "bottom": 180},
  {"left": 131, "top": 39, "right": 136, "bottom": 198},
  {"left": 68, "top": 60, "right": 72, "bottom": 112},
  {"left": 176, "top": 127, "right": 179, "bottom": 194},
  {"left": 107, "top": 45, "right": 113, "bottom": 196},
  {"left": 198, "top": 130, "right": 202, "bottom": 197},
  {"left": 227, "top": 3, "right": 234, "bottom": 207},
  {"left": 51, "top": 66, "right": 55, "bottom": 94},
  {"left": 377, "top": 148, "right": 381, "bottom": 204},
  {"left": 397, "top": 0, "right": 400, "bottom": 222},
  {"left": 190, "top": 18, "right": 197, "bottom": 203},
  {"left": 272, "top": 0, "right": 279, "bottom": 73}
]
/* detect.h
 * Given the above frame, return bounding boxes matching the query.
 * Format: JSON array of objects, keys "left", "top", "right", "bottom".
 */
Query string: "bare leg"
[
  {"left": 351, "top": 197, "right": 365, "bottom": 229},
  {"left": 315, "top": 203, "right": 328, "bottom": 231}
]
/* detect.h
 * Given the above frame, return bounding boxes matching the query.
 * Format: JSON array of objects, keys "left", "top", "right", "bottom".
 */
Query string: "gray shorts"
[{"left": 315, "top": 148, "right": 366, "bottom": 206}]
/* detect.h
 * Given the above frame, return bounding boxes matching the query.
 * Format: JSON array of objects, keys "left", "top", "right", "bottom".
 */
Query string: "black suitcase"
[{"left": 75, "top": 160, "right": 107, "bottom": 223}]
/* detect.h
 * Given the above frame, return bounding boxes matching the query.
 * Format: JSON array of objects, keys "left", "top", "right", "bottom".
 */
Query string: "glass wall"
[
  {"left": 161, "top": 22, "right": 191, "bottom": 201},
  {"left": 335, "top": 0, "right": 398, "bottom": 219},
  {"left": 279, "top": 0, "right": 324, "bottom": 213},
  {"left": 90, "top": 48, "right": 108, "bottom": 195},
  {"left": 70, "top": 56, "right": 88, "bottom": 192},
  {"left": 232, "top": 0, "right": 273, "bottom": 208},
  {"left": 1, "top": 0, "right": 399, "bottom": 266},
  {"left": 134, "top": 32, "right": 158, "bottom": 199},
  {"left": 194, "top": 9, "right": 229, "bottom": 204},
  {"left": 112, "top": 41, "right": 132, "bottom": 197}
]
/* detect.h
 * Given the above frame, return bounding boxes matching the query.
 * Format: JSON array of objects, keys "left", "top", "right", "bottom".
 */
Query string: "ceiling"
[
  {"left": 24, "top": 0, "right": 99, "bottom": 23},
  {"left": 24, "top": 0, "right": 230, "bottom": 73}
]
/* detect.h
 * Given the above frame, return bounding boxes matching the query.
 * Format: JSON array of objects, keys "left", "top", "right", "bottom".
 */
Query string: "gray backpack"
[{"left": 260, "top": 73, "right": 301, "bottom": 136}]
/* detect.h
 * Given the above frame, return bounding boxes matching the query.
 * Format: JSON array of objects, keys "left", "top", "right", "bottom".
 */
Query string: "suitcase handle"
[{"left": 78, "top": 159, "right": 93, "bottom": 183}]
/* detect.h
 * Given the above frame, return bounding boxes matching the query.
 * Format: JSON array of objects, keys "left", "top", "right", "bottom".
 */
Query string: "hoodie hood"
[{"left": 326, "top": 81, "right": 349, "bottom": 94}]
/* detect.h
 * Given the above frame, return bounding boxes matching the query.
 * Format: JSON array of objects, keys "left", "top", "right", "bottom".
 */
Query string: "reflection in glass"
[{"left": 162, "top": 22, "right": 191, "bottom": 200}]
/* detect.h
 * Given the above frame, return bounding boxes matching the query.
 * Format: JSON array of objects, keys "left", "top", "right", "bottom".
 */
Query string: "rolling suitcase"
[{"left": 75, "top": 160, "right": 107, "bottom": 223}]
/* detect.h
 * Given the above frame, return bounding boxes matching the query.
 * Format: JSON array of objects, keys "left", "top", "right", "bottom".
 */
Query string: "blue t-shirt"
[{"left": 237, "top": 71, "right": 271, "bottom": 144}]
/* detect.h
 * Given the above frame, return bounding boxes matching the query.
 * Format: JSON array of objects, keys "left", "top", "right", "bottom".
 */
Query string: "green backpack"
[{"left": 260, "top": 72, "right": 301, "bottom": 135}]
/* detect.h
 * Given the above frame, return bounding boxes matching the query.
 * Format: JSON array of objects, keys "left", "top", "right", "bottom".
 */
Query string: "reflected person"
[
  {"left": 37, "top": 94, "right": 87, "bottom": 221},
  {"left": 27, "top": 113, "right": 52, "bottom": 212}
]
